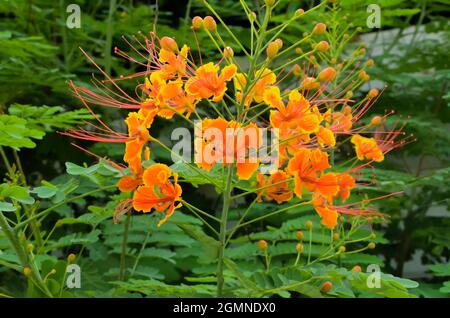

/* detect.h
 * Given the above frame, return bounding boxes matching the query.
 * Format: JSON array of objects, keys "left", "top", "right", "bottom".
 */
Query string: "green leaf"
[
  {"left": 0, "top": 202, "right": 16, "bottom": 212},
  {"left": 0, "top": 114, "right": 45, "bottom": 149}
]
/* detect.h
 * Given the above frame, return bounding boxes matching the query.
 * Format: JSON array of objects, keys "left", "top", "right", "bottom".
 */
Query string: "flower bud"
[
  {"left": 295, "top": 47, "right": 303, "bottom": 55},
  {"left": 301, "top": 77, "right": 320, "bottom": 90},
  {"left": 359, "top": 70, "right": 370, "bottom": 82},
  {"left": 330, "top": 57, "right": 337, "bottom": 65},
  {"left": 266, "top": 41, "right": 280, "bottom": 59},
  {"left": 223, "top": 46, "right": 234, "bottom": 59},
  {"left": 345, "top": 91, "right": 353, "bottom": 99},
  {"left": 258, "top": 240, "right": 268, "bottom": 251},
  {"left": 274, "top": 38, "right": 283, "bottom": 50},
  {"left": 315, "top": 41, "right": 329, "bottom": 52},
  {"left": 204, "top": 16, "right": 217, "bottom": 32},
  {"left": 366, "top": 59, "right": 374, "bottom": 67},
  {"left": 368, "top": 242, "right": 376, "bottom": 249},
  {"left": 68, "top": 253, "right": 76, "bottom": 263},
  {"left": 359, "top": 47, "right": 366, "bottom": 55},
  {"left": 23, "top": 267, "right": 32, "bottom": 277},
  {"left": 352, "top": 265, "right": 362, "bottom": 272},
  {"left": 160, "top": 36, "right": 178, "bottom": 52},
  {"left": 332, "top": 232, "right": 340, "bottom": 241},
  {"left": 338, "top": 246, "right": 346, "bottom": 253},
  {"left": 295, "top": 9, "right": 304, "bottom": 17},
  {"left": 192, "top": 16, "right": 203, "bottom": 30},
  {"left": 305, "top": 220, "right": 313, "bottom": 230},
  {"left": 265, "top": 0, "right": 275, "bottom": 7},
  {"left": 343, "top": 105, "right": 352, "bottom": 115},
  {"left": 368, "top": 88, "right": 379, "bottom": 98},
  {"left": 317, "top": 67, "right": 337, "bottom": 82},
  {"left": 320, "top": 281, "right": 333, "bottom": 293},
  {"left": 296, "top": 230, "right": 304, "bottom": 240},
  {"left": 27, "top": 243, "right": 34, "bottom": 253},
  {"left": 292, "top": 64, "right": 302, "bottom": 77},
  {"left": 296, "top": 243, "right": 304, "bottom": 253},
  {"left": 312, "top": 23, "right": 327, "bottom": 35}
]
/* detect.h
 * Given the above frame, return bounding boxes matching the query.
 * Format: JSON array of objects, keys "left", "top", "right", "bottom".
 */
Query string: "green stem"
[
  {"left": 104, "top": 0, "right": 116, "bottom": 76},
  {"left": 119, "top": 211, "right": 131, "bottom": 281},
  {"left": 0, "top": 211, "right": 52, "bottom": 297},
  {"left": 216, "top": 165, "right": 233, "bottom": 297}
]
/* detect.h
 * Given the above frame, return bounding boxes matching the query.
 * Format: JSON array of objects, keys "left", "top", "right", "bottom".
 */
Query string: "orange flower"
[
  {"left": 186, "top": 62, "right": 237, "bottom": 102},
  {"left": 235, "top": 68, "right": 276, "bottom": 107},
  {"left": 313, "top": 172, "right": 340, "bottom": 202},
  {"left": 256, "top": 170, "right": 293, "bottom": 204},
  {"left": 337, "top": 173, "right": 355, "bottom": 202},
  {"left": 144, "top": 71, "right": 199, "bottom": 119},
  {"left": 286, "top": 148, "right": 330, "bottom": 198},
  {"left": 158, "top": 44, "right": 190, "bottom": 78},
  {"left": 123, "top": 112, "right": 150, "bottom": 172},
  {"left": 316, "top": 126, "right": 336, "bottom": 148},
  {"left": 324, "top": 108, "right": 353, "bottom": 132},
  {"left": 195, "top": 118, "right": 262, "bottom": 179},
  {"left": 235, "top": 122, "right": 262, "bottom": 180},
  {"left": 351, "top": 134, "right": 384, "bottom": 162},
  {"left": 266, "top": 89, "right": 321, "bottom": 151},
  {"left": 133, "top": 164, "right": 182, "bottom": 227},
  {"left": 312, "top": 193, "right": 338, "bottom": 229}
]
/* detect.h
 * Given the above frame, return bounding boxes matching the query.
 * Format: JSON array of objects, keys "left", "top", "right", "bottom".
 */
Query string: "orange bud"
[
  {"left": 292, "top": 64, "right": 302, "bottom": 77},
  {"left": 266, "top": 41, "right": 280, "bottom": 59},
  {"left": 192, "top": 16, "right": 203, "bottom": 30},
  {"left": 345, "top": 91, "right": 353, "bottom": 99},
  {"left": 274, "top": 38, "right": 283, "bottom": 50},
  {"left": 296, "top": 243, "right": 304, "bottom": 253},
  {"left": 312, "top": 23, "right": 327, "bottom": 35},
  {"left": 320, "top": 281, "right": 333, "bottom": 293},
  {"left": 296, "top": 230, "right": 304, "bottom": 240},
  {"left": 223, "top": 46, "right": 234, "bottom": 58},
  {"left": 301, "top": 77, "right": 320, "bottom": 90},
  {"left": 203, "top": 16, "right": 217, "bottom": 32},
  {"left": 352, "top": 265, "right": 362, "bottom": 272},
  {"left": 258, "top": 240, "right": 268, "bottom": 251},
  {"left": 359, "top": 70, "right": 370, "bottom": 82},
  {"left": 366, "top": 59, "right": 375, "bottom": 67},
  {"left": 343, "top": 105, "right": 352, "bottom": 115},
  {"left": 160, "top": 36, "right": 178, "bottom": 52},
  {"left": 315, "top": 41, "right": 329, "bottom": 52},
  {"left": 295, "top": 9, "right": 304, "bottom": 17},
  {"left": 305, "top": 220, "right": 313, "bottom": 230},
  {"left": 317, "top": 67, "right": 337, "bottom": 82},
  {"left": 368, "top": 88, "right": 379, "bottom": 98}
]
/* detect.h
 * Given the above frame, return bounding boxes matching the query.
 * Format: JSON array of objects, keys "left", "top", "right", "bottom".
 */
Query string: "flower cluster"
[{"left": 64, "top": 11, "right": 411, "bottom": 229}]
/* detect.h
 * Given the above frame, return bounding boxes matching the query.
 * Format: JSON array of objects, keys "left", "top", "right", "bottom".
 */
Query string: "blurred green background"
[{"left": 0, "top": 0, "right": 449, "bottom": 297}]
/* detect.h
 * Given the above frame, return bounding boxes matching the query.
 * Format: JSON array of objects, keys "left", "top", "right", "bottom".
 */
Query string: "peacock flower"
[
  {"left": 316, "top": 126, "right": 336, "bottom": 148},
  {"left": 195, "top": 118, "right": 263, "bottom": 179},
  {"left": 256, "top": 170, "right": 293, "bottom": 204},
  {"left": 235, "top": 68, "right": 277, "bottom": 107},
  {"left": 311, "top": 193, "right": 338, "bottom": 229},
  {"left": 286, "top": 148, "right": 330, "bottom": 198},
  {"left": 185, "top": 62, "right": 237, "bottom": 102},
  {"left": 158, "top": 43, "right": 190, "bottom": 78},
  {"left": 350, "top": 134, "right": 384, "bottom": 162},
  {"left": 133, "top": 163, "right": 182, "bottom": 227}
]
